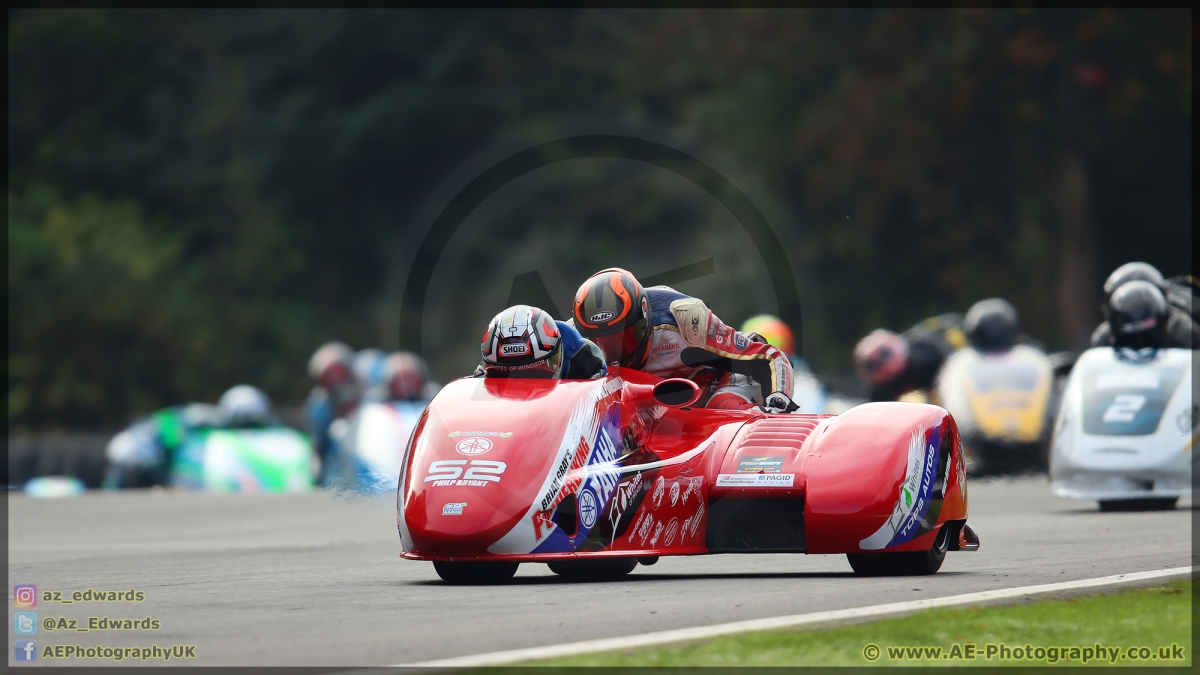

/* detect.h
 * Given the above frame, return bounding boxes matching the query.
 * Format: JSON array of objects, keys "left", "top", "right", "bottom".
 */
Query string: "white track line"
[{"left": 393, "top": 566, "right": 1193, "bottom": 668}]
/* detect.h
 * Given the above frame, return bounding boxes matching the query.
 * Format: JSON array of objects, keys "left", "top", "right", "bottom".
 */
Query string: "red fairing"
[
  {"left": 399, "top": 377, "right": 602, "bottom": 557},
  {"left": 802, "top": 403, "right": 967, "bottom": 554},
  {"left": 398, "top": 369, "right": 970, "bottom": 562}
]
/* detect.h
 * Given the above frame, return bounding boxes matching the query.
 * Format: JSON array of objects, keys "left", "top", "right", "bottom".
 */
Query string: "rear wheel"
[
  {"left": 547, "top": 558, "right": 638, "bottom": 581},
  {"left": 432, "top": 561, "right": 519, "bottom": 585},
  {"left": 1098, "top": 498, "right": 1178, "bottom": 512},
  {"left": 847, "top": 526, "right": 949, "bottom": 576}
]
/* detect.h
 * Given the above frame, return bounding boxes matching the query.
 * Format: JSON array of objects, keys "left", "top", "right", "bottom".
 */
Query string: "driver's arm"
[{"left": 669, "top": 298, "right": 793, "bottom": 402}]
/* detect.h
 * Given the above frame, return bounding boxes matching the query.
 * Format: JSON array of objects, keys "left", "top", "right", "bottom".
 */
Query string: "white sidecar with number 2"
[{"left": 1049, "top": 347, "right": 1194, "bottom": 510}]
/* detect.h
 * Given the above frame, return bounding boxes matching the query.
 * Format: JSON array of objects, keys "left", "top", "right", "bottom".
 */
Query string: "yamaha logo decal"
[{"left": 455, "top": 437, "right": 493, "bottom": 455}]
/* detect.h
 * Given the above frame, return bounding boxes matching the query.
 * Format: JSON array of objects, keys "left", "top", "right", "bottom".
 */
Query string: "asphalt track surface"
[{"left": 7, "top": 477, "right": 1194, "bottom": 667}]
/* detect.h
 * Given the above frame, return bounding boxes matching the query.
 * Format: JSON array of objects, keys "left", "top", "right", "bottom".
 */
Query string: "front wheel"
[
  {"left": 432, "top": 560, "right": 519, "bottom": 585},
  {"left": 547, "top": 558, "right": 638, "bottom": 581},
  {"left": 847, "top": 527, "right": 949, "bottom": 576}
]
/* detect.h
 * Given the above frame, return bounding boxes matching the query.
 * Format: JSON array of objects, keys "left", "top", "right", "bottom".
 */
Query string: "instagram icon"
[{"left": 14, "top": 585, "right": 37, "bottom": 607}]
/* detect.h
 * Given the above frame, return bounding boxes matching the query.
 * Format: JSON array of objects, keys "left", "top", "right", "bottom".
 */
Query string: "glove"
[{"left": 761, "top": 392, "right": 799, "bottom": 414}]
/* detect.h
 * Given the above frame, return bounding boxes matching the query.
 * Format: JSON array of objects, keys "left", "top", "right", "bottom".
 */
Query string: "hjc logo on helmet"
[
  {"left": 590, "top": 311, "right": 615, "bottom": 323},
  {"left": 500, "top": 343, "right": 530, "bottom": 356}
]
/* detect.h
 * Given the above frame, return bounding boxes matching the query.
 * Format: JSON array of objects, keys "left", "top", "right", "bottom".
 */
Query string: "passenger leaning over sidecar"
[{"left": 570, "top": 268, "right": 796, "bottom": 413}]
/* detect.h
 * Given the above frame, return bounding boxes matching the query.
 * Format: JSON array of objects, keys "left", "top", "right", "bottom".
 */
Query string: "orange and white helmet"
[
  {"left": 481, "top": 305, "right": 564, "bottom": 378},
  {"left": 572, "top": 268, "right": 651, "bottom": 368}
]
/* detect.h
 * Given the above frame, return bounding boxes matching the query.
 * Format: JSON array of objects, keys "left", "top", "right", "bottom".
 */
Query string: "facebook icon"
[{"left": 15, "top": 639, "right": 38, "bottom": 662}]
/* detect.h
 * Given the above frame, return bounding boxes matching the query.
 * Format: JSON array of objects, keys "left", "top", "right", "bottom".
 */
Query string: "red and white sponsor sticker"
[
  {"left": 637, "top": 514, "right": 655, "bottom": 546},
  {"left": 715, "top": 473, "right": 795, "bottom": 487},
  {"left": 664, "top": 517, "right": 680, "bottom": 546},
  {"left": 649, "top": 520, "right": 664, "bottom": 547},
  {"left": 651, "top": 476, "right": 665, "bottom": 509},
  {"left": 688, "top": 502, "right": 705, "bottom": 538}
]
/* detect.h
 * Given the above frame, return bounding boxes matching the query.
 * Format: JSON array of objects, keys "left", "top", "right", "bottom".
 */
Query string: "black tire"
[
  {"left": 432, "top": 561, "right": 519, "bottom": 585},
  {"left": 847, "top": 526, "right": 949, "bottom": 576},
  {"left": 1098, "top": 498, "right": 1178, "bottom": 512},
  {"left": 547, "top": 558, "right": 638, "bottom": 580}
]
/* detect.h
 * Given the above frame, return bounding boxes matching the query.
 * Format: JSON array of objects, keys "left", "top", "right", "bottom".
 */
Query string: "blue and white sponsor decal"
[
  {"left": 859, "top": 425, "right": 943, "bottom": 550},
  {"left": 529, "top": 401, "right": 624, "bottom": 554},
  {"left": 490, "top": 378, "right": 626, "bottom": 555}
]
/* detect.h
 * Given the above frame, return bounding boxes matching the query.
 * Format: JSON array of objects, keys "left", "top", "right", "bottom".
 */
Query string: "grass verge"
[{"left": 514, "top": 578, "right": 1191, "bottom": 667}]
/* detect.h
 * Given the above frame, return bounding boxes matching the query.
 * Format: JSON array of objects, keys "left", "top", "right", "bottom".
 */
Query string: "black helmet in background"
[
  {"left": 964, "top": 298, "right": 1019, "bottom": 352},
  {"left": 1102, "top": 262, "right": 1164, "bottom": 300},
  {"left": 1107, "top": 280, "right": 1171, "bottom": 349}
]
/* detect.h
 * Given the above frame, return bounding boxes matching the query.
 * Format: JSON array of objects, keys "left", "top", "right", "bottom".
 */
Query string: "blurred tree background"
[{"left": 9, "top": 8, "right": 1191, "bottom": 431}]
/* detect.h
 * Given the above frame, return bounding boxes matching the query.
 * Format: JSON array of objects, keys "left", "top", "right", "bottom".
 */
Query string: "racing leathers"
[{"left": 632, "top": 286, "right": 794, "bottom": 410}]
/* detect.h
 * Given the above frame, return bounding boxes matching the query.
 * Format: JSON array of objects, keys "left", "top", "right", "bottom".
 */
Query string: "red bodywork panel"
[{"left": 399, "top": 368, "right": 968, "bottom": 561}]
